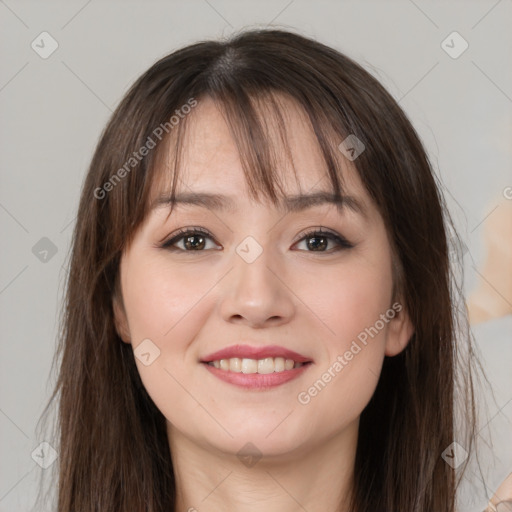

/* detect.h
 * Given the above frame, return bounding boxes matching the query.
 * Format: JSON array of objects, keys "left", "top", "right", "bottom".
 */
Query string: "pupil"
[
  {"left": 185, "top": 235, "right": 205, "bottom": 250},
  {"left": 307, "top": 236, "right": 327, "bottom": 251}
]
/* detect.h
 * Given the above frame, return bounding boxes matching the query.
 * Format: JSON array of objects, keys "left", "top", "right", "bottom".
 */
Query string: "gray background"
[{"left": 1, "top": 1, "right": 511, "bottom": 511}]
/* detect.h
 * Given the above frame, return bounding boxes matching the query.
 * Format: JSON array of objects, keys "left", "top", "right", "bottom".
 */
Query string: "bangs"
[{"left": 145, "top": 88, "right": 352, "bottom": 224}]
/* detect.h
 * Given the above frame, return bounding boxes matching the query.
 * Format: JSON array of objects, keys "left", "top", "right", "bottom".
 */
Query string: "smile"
[
  {"left": 200, "top": 344, "right": 313, "bottom": 389},
  {"left": 207, "top": 357, "right": 306, "bottom": 374}
]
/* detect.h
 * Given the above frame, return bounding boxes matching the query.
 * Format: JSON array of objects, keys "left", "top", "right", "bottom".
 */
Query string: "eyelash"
[{"left": 160, "top": 226, "right": 354, "bottom": 254}]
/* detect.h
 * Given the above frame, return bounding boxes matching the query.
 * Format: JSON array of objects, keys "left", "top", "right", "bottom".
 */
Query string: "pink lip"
[
  {"left": 202, "top": 363, "right": 311, "bottom": 390},
  {"left": 200, "top": 344, "right": 312, "bottom": 363}
]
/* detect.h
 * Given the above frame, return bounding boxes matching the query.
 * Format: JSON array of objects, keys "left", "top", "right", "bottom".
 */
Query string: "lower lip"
[{"left": 202, "top": 362, "right": 312, "bottom": 389}]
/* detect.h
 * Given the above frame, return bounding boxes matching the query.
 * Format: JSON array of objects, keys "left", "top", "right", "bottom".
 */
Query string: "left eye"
[{"left": 293, "top": 229, "right": 353, "bottom": 252}]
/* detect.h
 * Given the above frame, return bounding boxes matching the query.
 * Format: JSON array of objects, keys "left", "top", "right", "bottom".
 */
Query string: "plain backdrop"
[{"left": 0, "top": 1, "right": 511, "bottom": 511}]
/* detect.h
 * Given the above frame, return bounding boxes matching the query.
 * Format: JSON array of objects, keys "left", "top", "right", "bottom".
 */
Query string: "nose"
[{"left": 218, "top": 243, "right": 296, "bottom": 329}]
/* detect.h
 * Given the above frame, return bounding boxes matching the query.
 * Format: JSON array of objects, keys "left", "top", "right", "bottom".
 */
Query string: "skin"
[
  {"left": 113, "top": 96, "right": 414, "bottom": 512},
  {"left": 467, "top": 199, "right": 512, "bottom": 324}
]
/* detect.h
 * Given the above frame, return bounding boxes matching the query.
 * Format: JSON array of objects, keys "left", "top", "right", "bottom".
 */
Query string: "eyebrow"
[{"left": 151, "top": 191, "right": 368, "bottom": 219}]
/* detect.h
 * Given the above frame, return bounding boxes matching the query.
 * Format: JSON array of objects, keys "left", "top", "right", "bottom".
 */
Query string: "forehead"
[{"left": 150, "top": 93, "right": 365, "bottom": 206}]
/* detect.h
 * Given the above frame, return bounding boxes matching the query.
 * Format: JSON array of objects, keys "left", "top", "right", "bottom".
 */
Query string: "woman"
[{"left": 35, "top": 28, "right": 498, "bottom": 511}]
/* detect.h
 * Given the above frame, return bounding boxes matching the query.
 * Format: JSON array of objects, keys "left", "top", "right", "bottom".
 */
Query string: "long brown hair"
[{"left": 35, "top": 28, "right": 486, "bottom": 511}]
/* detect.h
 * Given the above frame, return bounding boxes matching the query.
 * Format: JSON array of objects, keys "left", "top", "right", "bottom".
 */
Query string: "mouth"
[{"left": 200, "top": 344, "right": 313, "bottom": 389}]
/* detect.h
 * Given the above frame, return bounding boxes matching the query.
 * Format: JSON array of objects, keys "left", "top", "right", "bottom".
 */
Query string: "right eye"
[{"left": 160, "top": 227, "right": 221, "bottom": 252}]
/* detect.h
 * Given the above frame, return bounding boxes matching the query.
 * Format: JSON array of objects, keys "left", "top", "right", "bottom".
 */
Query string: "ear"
[
  {"left": 384, "top": 302, "right": 414, "bottom": 357},
  {"left": 113, "top": 295, "right": 131, "bottom": 344}
]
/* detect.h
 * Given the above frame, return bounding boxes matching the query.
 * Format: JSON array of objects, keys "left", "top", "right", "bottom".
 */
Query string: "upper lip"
[{"left": 201, "top": 344, "right": 312, "bottom": 363}]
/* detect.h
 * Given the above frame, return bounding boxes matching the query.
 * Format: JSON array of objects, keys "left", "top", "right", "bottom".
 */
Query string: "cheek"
[
  {"left": 335, "top": 269, "right": 392, "bottom": 343},
  {"left": 121, "top": 254, "right": 214, "bottom": 343},
  {"left": 298, "top": 249, "right": 394, "bottom": 355},
  {"left": 293, "top": 249, "right": 393, "bottom": 421},
  {"left": 120, "top": 255, "right": 219, "bottom": 427},
  {"left": 120, "top": 251, "right": 223, "bottom": 390}
]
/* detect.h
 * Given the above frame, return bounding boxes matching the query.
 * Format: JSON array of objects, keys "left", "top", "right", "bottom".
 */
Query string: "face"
[{"left": 114, "top": 95, "right": 413, "bottom": 460}]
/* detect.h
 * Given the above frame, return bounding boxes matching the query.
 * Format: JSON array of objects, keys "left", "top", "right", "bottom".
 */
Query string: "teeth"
[
  {"left": 274, "top": 357, "right": 285, "bottom": 372},
  {"left": 241, "top": 358, "right": 258, "bottom": 374},
  {"left": 207, "top": 357, "right": 305, "bottom": 374},
  {"left": 257, "top": 357, "right": 274, "bottom": 374},
  {"left": 229, "top": 358, "right": 242, "bottom": 372}
]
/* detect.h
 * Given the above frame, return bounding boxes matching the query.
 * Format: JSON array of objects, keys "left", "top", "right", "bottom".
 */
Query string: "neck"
[{"left": 167, "top": 421, "right": 358, "bottom": 512}]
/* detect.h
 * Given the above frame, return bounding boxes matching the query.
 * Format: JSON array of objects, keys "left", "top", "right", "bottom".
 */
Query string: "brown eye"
[
  {"left": 293, "top": 229, "right": 353, "bottom": 253},
  {"left": 305, "top": 235, "right": 328, "bottom": 251},
  {"left": 161, "top": 228, "right": 220, "bottom": 252},
  {"left": 181, "top": 233, "right": 206, "bottom": 250}
]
